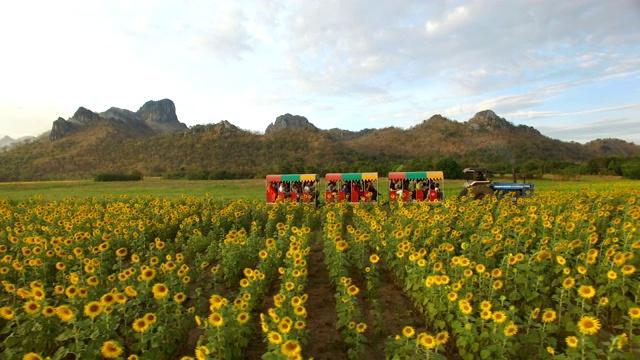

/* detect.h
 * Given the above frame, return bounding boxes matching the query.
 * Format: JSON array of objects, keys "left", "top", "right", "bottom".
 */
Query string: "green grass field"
[{"left": 0, "top": 175, "right": 635, "bottom": 202}]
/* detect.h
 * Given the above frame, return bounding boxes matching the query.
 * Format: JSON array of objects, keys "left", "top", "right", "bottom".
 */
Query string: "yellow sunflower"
[
  {"left": 562, "top": 277, "right": 576, "bottom": 289},
  {"left": 577, "top": 315, "right": 601, "bottom": 335},
  {"left": 356, "top": 322, "right": 367, "bottom": 333},
  {"left": 152, "top": 283, "right": 169, "bottom": 300},
  {"left": 541, "top": 309, "right": 557, "bottom": 323},
  {"left": 492, "top": 311, "right": 507, "bottom": 324},
  {"left": 578, "top": 285, "right": 596, "bottom": 299},
  {"left": 55, "top": 305, "right": 75, "bottom": 322},
  {"left": 628, "top": 307, "right": 640, "bottom": 319},
  {"left": 42, "top": 306, "right": 55, "bottom": 317},
  {"left": 101, "top": 341, "right": 123, "bottom": 359},
  {"left": 145, "top": 313, "right": 157, "bottom": 324},
  {"left": 174, "top": 293, "right": 187, "bottom": 304},
  {"left": 419, "top": 333, "right": 437, "bottom": 349},
  {"left": 208, "top": 312, "right": 224, "bottom": 327},
  {"left": 132, "top": 318, "right": 150, "bottom": 333},
  {"left": 504, "top": 322, "right": 518, "bottom": 337},
  {"left": 621, "top": 265, "right": 636, "bottom": 275},
  {"left": 1, "top": 307, "right": 15, "bottom": 320},
  {"left": 347, "top": 285, "right": 359, "bottom": 296},
  {"left": 268, "top": 331, "right": 282, "bottom": 345},
  {"left": 22, "top": 353, "right": 43, "bottom": 360},
  {"left": 84, "top": 301, "right": 102, "bottom": 319},
  {"left": 566, "top": 336, "right": 579, "bottom": 348},
  {"left": 281, "top": 340, "right": 301, "bottom": 358},
  {"left": 24, "top": 301, "right": 40, "bottom": 315},
  {"left": 435, "top": 331, "right": 449, "bottom": 345},
  {"left": 402, "top": 326, "right": 415, "bottom": 338}
]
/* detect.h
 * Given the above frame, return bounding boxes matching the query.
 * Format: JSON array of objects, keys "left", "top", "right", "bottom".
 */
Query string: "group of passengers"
[
  {"left": 390, "top": 179, "right": 443, "bottom": 201},
  {"left": 267, "top": 181, "right": 319, "bottom": 203},
  {"left": 327, "top": 180, "right": 378, "bottom": 202}
]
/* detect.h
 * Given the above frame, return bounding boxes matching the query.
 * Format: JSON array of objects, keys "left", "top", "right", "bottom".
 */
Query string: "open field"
[
  {"left": 0, "top": 175, "right": 635, "bottom": 202},
  {"left": 1, "top": 177, "right": 639, "bottom": 359}
]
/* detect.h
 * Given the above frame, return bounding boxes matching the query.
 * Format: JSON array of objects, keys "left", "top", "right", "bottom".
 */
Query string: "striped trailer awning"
[
  {"left": 388, "top": 171, "right": 444, "bottom": 180},
  {"left": 325, "top": 172, "right": 378, "bottom": 181},
  {"left": 266, "top": 174, "right": 319, "bottom": 182}
]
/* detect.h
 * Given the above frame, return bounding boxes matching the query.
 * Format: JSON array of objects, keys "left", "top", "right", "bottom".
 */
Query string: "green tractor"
[{"left": 458, "top": 167, "right": 534, "bottom": 200}]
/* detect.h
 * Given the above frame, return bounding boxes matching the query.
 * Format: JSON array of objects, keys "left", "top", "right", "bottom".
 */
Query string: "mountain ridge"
[{"left": 0, "top": 100, "right": 638, "bottom": 181}]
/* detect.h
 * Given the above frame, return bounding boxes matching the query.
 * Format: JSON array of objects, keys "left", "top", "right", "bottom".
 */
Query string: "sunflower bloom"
[
  {"left": 542, "top": 309, "right": 557, "bottom": 323},
  {"left": 435, "top": 331, "right": 449, "bottom": 345},
  {"left": 281, "top": 340, "right": 301, "bottom": 358},
  {"left": 101, "top": 341, "right": 123, "bottom": 358},
  {"left": 237, "top": 312, "right": 250, "bottom": 324},
  {"left": 208, "top": 312, "right": 224, "bottom": 327},
  {"left": 419, "top": 333, "right": 437, "bottom": 349},
  {"left": 504, "top": 322, "right": 518, "bottom": 336},
  {"left": 578, "top": 285, "right": 596, "bottom": 299},
  {"left": 577, "top": 316, "right": 601, "bottom": 335},
  {"left": 22, "top": 353, "right": 43, "bottom": 360},
  {"left": 566, "top": 336, "right": 579, "bottom": 348},
  {"left": 628, "top": 307, "right": 640, "bottom": 319},
  {"left": 402, "top": 326, "right": 415, "bottom": 338},
  {"left": 562, "top": 277, "right": 576, "bottom": 289},
  {"left": 492, "top": 311, "right": 507, "bottom": 324},
  {"left": 24, "top": 301, "right": 40, "bottom": 315},
  {"left": 152, "top": 283, "right": 169, "bottom": 300},
  {"left": 55, "top": 305, "right": 75, "bottom": 322},
  {"left": 84, "top": 301, "right": 102, "bottom": 319},
  {"left": 353, "top": 322, "right": 367, "bottom": 333},
  {"left": 268, "top": 331, "right": 282, "bottom": 345},
  {"left": 132, "top": 318, "right": 150, "bottom": 333}
]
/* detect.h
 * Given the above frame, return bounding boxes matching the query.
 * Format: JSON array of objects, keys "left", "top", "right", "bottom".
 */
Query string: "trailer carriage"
[
  {"left": 324, "top": 172, "right": 379, "bottom": 204},
  {"left": 388, "top": 171, "right": 444, "bottom": 202},
  {"left": 266, "top": 174, "right": 319, "bottom": 204}
]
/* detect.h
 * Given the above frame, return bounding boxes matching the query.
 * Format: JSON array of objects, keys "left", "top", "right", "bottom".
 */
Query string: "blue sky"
[{"left": 1, "top": 0, "right": 639, "bottom": 144}]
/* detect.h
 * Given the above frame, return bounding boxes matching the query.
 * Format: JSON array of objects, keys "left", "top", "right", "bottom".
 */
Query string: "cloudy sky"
[{"left": 1, "top": 0, "right": 639, "bottom": 144}]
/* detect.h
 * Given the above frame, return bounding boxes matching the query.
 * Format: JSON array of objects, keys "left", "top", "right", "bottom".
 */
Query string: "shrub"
[{"left": 93, "top": 172, "right": 143, "bottom": 182}]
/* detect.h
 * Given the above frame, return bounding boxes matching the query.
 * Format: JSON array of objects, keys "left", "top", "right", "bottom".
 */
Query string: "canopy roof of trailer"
[
  {"left": 388, "top": 171, "right": 444, "bottom": 180},
  {"left": 325, "top": 172, "right": 378, "bottom": 181},
  {"left": 266, "top": 174, "right": 318, "bottom": 182}
]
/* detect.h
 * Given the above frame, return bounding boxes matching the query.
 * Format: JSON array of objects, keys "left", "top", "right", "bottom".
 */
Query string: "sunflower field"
[{"left": 1, "top": 188, "right": 639, "bottom": 360}]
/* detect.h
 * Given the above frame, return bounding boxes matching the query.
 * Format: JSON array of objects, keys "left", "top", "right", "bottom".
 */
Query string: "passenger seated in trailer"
[
  {"left": 267, "top": 182, "right": 277, "bottom": 202},
  {"left": 409, "top": 179, "right": 416, "bottom": 200},
  {"left": 292, "top": 182, "right": 302, "bottom": 202},
  {"left": 342, "top": 182, "right": 350, "bottom": 195},
  {"left": 435, "top": 182, "right": 443, "bottom": 200},
  {"left": 428, "top": 183, "right": 438, "bottom": 201},
  {"left": 395, "top": 181, "right": 403, "bottom": 197},
  {"left": 366, "top": 181, "right": 378, "bottom": 201}
]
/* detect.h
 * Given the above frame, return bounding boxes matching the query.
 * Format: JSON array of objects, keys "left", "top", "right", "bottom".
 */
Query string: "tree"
[{"left": 434, "top": 157, "right": 462, "bottom": 179}]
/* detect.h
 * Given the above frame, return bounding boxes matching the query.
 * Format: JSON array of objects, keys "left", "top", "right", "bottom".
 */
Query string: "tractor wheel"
[
  {"left": 472, "top": 185, "right": 494, "bottom": 200},
  {"left": 458, "top": 187, "right": 469, "bottom": 199}
]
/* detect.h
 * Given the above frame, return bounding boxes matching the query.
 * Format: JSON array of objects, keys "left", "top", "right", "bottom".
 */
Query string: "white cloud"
[{"left": 0, "top": 0, "right": 639, "bottom": 146}]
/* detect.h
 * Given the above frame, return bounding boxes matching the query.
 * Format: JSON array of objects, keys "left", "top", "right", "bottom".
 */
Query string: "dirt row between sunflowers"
[{"left": 195, "top": 230, "right": 429, "bottom": 360}]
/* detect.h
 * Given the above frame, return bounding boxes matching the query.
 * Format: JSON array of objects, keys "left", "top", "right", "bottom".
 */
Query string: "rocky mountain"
[
  {"left": 265, "top": 113, "right": 318, "bottom": 134},
  {"left": 0, "top": 105, "right": 638, "bottom": 181},
  {"left": 49, "top": 99, "right": 187, "bottom": 140}
]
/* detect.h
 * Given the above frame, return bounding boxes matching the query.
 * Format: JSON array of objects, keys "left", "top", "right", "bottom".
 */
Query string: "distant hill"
[
  {"left": 0, "top": 135, "right": 36, "bottom": 150},
  {"left": 0, "top": 101, "right": 638, "bottom": 181}
]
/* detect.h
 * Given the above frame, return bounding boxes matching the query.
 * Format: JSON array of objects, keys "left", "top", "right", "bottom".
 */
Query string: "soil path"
[{"left": 303, "top": 232, "right": 347, "bottom": 360}]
